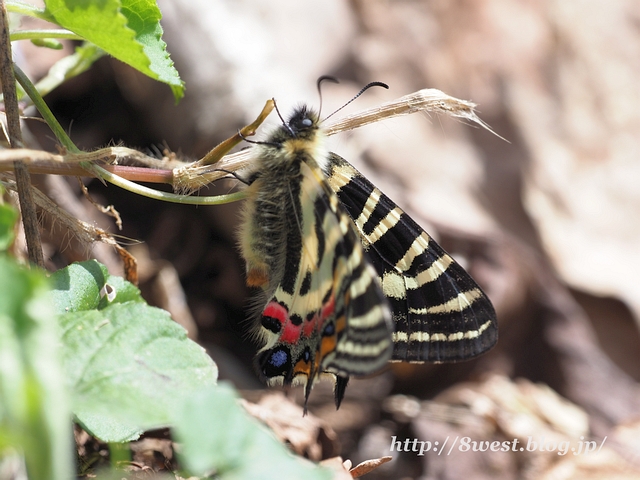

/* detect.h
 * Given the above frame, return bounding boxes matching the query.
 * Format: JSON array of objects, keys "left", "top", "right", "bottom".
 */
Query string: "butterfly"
[{"left": 236, "top": 80, "right": 497, "bottom": 413}]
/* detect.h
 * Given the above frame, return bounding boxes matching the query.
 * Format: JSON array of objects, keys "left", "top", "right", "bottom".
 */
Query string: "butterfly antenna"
[
  {"left": 323, "top": 81, "right": 389, "bottom": 122},
  {"left": 273, "top": 98, "right": 295, "bottom": 136},
  {"left": 317, "top": 75, "right": 340, "bottom": 117}
]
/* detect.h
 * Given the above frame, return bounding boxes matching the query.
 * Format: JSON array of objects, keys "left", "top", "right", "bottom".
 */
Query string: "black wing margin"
[{"left": 323, "top": 153, "right": 497, "bottom": 363}]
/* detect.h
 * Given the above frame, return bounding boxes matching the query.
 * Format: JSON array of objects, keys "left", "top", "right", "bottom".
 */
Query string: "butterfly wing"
[
  {"left": 323, "top": 153, "right": 497, "bottom": 363},
  {"left": 254, "top": 159, "right": 393, "bottom": 409}
]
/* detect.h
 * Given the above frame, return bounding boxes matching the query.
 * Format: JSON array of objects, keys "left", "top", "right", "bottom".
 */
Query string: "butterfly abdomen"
[{"left": 239, "top": 157, "right": 303, "bottom": 291}]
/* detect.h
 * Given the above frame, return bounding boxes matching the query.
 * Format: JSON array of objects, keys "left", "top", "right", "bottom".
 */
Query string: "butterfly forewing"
[{"left": 323, "top": 153, "right": 497, "bottom": 363}]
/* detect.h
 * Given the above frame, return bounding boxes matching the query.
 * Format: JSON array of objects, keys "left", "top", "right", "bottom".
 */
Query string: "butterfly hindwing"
[
  {"left": 295, "top": 163, "right": 393, "bottom": 379},
  {"left": 239, "top": 107, "right": 393, "bottom": 410},
  {"left": 323, "top": 153, "right": 498, "bottom": 363}
]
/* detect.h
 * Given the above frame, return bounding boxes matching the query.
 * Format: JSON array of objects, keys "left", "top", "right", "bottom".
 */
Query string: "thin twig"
[{"left": 0, "top": 0, "right": 44, "bottom": 267}]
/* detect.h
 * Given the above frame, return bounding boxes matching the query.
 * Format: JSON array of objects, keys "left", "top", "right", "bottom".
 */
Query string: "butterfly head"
[
  {"left": 276, "top": 105, "right": 320, "bottom": 142},
  {"left": 256, "top": 104, "right": 327, "bottom": 170}
]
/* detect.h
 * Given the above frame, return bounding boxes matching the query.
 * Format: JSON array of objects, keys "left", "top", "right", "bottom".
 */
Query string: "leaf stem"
[
  {"left": 10, "top": 29, "right": 82, "bottom": 42},
  {"left": 94, "top": 164, "right": 246, "bottom": 205},
  {"left": 108, "top": 442, "right": 131, "bottom": 469}
]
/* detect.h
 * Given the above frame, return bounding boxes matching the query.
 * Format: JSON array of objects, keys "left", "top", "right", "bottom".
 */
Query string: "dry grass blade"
[
  {"left": 172, "top": 99, "right": 274, "bottom": 194},
  {"left": 173, "top": 88, "right": 499, "bottom": 194},
  {"left": 348, "top": 456, "right": 393, "bottom": 478},
  {"left": 323, "top": 88, "right": 501, "bottom": 138},
  {"left": 0, "top": 146, "right": 175, "bottom": 169},
  {"left": 1, "top": 177, "right": 134, "bottom": 277},
  {"left": 114, "top": 243, "right": 138, "bottom": 285}
]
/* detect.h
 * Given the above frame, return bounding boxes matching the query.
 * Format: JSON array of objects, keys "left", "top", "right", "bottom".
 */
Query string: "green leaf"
[
  {"left": 51, "top": 262, "right": 218, "bottom": 442},
  {"left": 49, "top": 259, "right": 142, "bottom": 313},
  {"left": 174, "top": 384, "right": 332, "bottom": 480},
  {"left": 0, "top": 202, "right": 18, "bottom": 251},
  {"left": 120, "top": 0, "right": 184, "bottom": 99},
  {"left": 0, "top": 256, "right": 73, "bottom": 480},
  {"left": 44, "top": 0, "right": 184, "bottom": 100},
  {"left": 51, "top": 261, "right": 218, "bottom": 440}
]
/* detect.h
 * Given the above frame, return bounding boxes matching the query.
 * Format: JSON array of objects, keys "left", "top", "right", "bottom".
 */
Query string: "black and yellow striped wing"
[
  {"left": 239, "top": 107, "right": 395, "bottom": 411},
  {"left": 251, "top": 160, "right": 393, "bottom": 401},
  {"left": 239, "top": 101, "right": 497, "bottom": 412},
  {"left": 324, "top": 153, "right": 497, "bottom": 363}
]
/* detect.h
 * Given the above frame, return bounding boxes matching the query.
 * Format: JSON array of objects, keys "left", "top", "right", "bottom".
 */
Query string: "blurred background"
[{"left": 16, "top": 1, "right": 640, "bottom": 478}]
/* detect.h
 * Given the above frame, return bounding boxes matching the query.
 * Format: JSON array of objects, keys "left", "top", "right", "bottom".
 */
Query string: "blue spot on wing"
[{"left": 269, "top": 350, "right": 288, "bottom": 367}]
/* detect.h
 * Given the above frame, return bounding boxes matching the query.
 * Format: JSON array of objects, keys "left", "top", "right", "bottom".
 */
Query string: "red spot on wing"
[
  {"left": 263, "top": 294, "right": 337, "bottom": 344},
  {"left": 263, "top": 301, "right": 287, "bottom": 323},
  {"left": 321, "top": 295, "right": 335, "bottom": 323},
  {"left": 282, "top": 323, "right": 301, "bottom": 343},
  {"left": 303, "top": 314, "right": 317, "bottom": 337},
  {"left": 300, "top": 294, "right": 337, "bottom": 338},
  {"left": 263, "top": 301, "right": 301, "bottom": 344}
]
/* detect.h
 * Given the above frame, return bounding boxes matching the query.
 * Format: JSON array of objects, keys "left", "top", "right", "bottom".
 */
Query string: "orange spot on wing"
[
  {"left": 293, "top": 357, "right": 311, "bottom": 377},
  {"left": 246, "top": 268, "right": 269, "bottom": 287},
  {"left": 335, "top": 314, "right": 347, "bottom": 335},
  {"left": 319, "top": 335, "right": 337, "bottom": 360}
]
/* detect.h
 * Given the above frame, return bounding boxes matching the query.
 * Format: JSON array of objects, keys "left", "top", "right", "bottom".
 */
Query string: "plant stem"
[
  {"left": 108, "top": 442, "right": 131, "bottom": 469},
  {"left": 95, "top": 164, "right": 246, "bottom": 205},
  {"left": 14, "top": 64, "right": 247, "bottom": 205},
  {"left": 0, "top": 0, "right": 44, "bottom": 267},
  {"left": 10, "top": 29, "right": 82, "bottom": 42}
]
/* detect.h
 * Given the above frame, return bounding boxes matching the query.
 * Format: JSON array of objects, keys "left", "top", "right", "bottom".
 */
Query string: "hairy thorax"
[{"left": 239, "top": 132, "right": 326, "bottom": 294}]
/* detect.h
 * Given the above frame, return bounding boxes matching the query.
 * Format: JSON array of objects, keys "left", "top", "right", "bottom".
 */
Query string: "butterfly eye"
[{"left": 301, "top": 118, "right": 313, "bottom": 127}]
